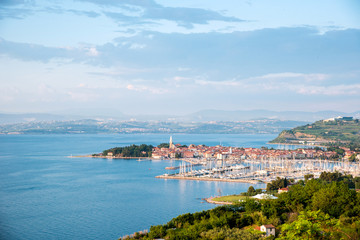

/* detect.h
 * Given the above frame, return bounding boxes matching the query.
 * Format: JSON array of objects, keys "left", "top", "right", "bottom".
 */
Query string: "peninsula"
[
  {"left": 90, "top": 134, "right": 360, "bottom": 184},
  {"left": 270, "top": 116, "right": 360, "bottom": 148}
]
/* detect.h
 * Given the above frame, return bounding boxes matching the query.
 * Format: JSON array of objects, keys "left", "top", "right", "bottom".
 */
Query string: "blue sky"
[{"left": 0, "top": 0, "right": 359, "bottom": 115}]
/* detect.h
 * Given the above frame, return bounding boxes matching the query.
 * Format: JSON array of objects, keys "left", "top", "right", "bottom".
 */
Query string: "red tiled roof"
[
  {"left": 253, "top": 225, "right": 261, "bottom": 231},
  {"left": 263, "top": 224, "right": 275, "bottom": 228}
]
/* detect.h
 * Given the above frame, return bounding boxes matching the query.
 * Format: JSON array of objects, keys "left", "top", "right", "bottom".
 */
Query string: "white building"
[{"left": 260, "top": 224, "right": 276, "bottom": 237}]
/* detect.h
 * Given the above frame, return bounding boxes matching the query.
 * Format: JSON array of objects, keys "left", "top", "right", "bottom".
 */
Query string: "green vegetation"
[
  {"left": 212, "top": 186, "right": 263, "bottom": 203},
  {"left": 280, "top": 210, "right": 344, "bottom": 240},
  {"left": 327, "top": 146, "right": 345, "bottom": 156},
  {"left": 124, "top": 173, "right": 360, "bottom": 239},
  {"left": 157, "top": 143, "right": 169, "bottom": 148},
  {"left": 271, "top": 119, "right": 360, "bottom": 147},
  {"left": 212, "top": 195, "right": 249, "bottom": 203},
  {"left": 100, "top": 144, "right": 153, "bottom": 158},
  {"left": 270, "top": 130, "right": 296, "bottom": 143},
  {"left": 245, "top": 185, "right": 262, "bottom": 196},
  {"left": 266, "top": 177, "right": 292, "bottom": 192},
  {"left": 319, "top": 171, "right": 360, "bottom": 189}
]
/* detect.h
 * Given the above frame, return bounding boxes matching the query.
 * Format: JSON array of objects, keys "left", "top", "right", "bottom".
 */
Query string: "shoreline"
[
  {"left": 204, "top": 196, "right": 233, "bottom": 205},
  {"left": 204, "top": 196, "right": 234, "bottom": 205},
  {"left": 267, "top": 142, "right": 325, "bottom": 148},
  {"left": 69, "top": 155, "right": 150, "bottom": 159},
  {"left": 70, "top": 155, "right": 201, "bottom": 162},
  {"left": 155, "top": 175, "right": 261, "bottom": 184}
]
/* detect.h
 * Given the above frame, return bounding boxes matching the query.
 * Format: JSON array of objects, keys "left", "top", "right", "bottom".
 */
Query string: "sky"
[{"left": 0, "top": 0, "right": 360, "bottom": 116}]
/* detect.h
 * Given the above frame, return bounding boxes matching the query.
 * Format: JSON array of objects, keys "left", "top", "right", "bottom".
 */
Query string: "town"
[
  {"left": 152, "top": 137, "right": 359, "bottom": 162},
  {"left": 153, "top": 137, "right": 360, "bottom": 183}
]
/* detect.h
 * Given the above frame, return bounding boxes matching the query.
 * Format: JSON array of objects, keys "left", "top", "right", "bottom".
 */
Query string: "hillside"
[
  {"left": 1, "top": 110, "right": 359, "bottom": 123},
  {"left": 270, "top": 117, "right": 360, "bottom": 147},
  {"left": 123, "top": 175, "right": 360, "bottom": 239}
]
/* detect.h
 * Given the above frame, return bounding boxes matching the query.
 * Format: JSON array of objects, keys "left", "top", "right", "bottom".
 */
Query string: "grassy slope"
[
  {"left": 212, "top": 195, "right": 249, "bottom": 203},
  {"left": 271, "top": 119, "right": 360, "bottom": 144}
]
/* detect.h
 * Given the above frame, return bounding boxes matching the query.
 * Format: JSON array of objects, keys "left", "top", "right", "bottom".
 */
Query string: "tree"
[
  {"left": 312, "top": 182, "right": 357, "bottom": 218},
  {"left": 267, "top": 177, "right": 289, "bottom": 192},
  {"left": 157, "top": 143, "right": 169, "bottom": 148},
  {"left": 349, "top": 153, "right": 357, "bottom": 162},
  {"left": 319, "top": 171, "right": 343, "bottom": 182},
  {"left": 247, "top": 186, "right": 256, "bottom": 196},
  {"left": 327, "top": 147, "right": 345, "bottom": 156},
  {"left": 200, "top": 227, "right": 263, "bottom": 240},
  {"left": 244, "top": 199, "right": 261, "bottom": 213},
  {"left": 304, "top": 174, "right": 314, "bottom": 182},
  {"left": 279, "top": 210, "right": 340, "bottom": 240},
  {"left": 147, "top": 225, "right": 167, "bottom": 239}
]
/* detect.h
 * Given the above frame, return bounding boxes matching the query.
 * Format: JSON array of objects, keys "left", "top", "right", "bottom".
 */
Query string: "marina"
[{"left": 157, "top": 157, "right": 360, "bottom": 183}]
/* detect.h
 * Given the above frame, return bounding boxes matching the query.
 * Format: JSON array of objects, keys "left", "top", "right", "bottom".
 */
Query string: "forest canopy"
[
  {"left": 99, "top": 144, "right": 153, "bottom": 158},
  {"left": 122, "top": 172, "right": 360, "bottom": 240}
]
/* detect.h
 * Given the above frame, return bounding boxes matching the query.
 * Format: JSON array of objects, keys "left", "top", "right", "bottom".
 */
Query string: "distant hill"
[
  {"left": 270, "top": 117, "right": 360, "bottom": 147},
  {"left": 0, "top": 113, "right": 70, "bottom": 124},
  {"left": 1, "top": 110, "right": 359, "bottom": 123},
  {"left": 0, "top": 119, "right": 306, "bottom": 134},
  {"left": 182, "top": 110, "right": 360, "bottom": 122}
]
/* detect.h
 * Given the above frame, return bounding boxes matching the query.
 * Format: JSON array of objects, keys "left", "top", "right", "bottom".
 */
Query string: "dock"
[{"left": 156, "top": 157, "right": 360, "bottom": 183}]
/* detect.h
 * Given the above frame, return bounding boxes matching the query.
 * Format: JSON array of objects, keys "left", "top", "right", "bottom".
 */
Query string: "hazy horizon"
[
  {"left": 1, "top": 0, "right": 359, "bottom": 115},
  {"left": 1, "top": 108, "right": 359, "bottom": 116}
]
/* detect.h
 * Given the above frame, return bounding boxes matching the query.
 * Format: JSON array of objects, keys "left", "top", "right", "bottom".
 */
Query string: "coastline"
[
  {"left": 69, "top": 155, "right": 150, "bottom": 159},
  {"left": 204, "top": 196, "right": 233, "bottom": 205},
  {"left": 70, "top": 155, "right": 200, "bottom": 162},
  {"left": 267, "top": 142, "right": 325, "bottom": 148}
]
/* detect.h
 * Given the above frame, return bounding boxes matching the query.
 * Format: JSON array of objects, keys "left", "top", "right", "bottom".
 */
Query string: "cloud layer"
[{"left": 0, "top": 0, "right": 359, "bottom": 114}]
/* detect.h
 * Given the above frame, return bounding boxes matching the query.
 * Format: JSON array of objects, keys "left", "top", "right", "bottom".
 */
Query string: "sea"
[{"left": 0, "top": 134, "right": 277, "bottom": 240}]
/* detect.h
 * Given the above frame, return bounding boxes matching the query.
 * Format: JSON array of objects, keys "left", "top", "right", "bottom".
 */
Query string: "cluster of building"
[
  {"left": 323, "top": 116, "right": 353, "bottom": 122},
  {"left": 151, "top": 137, "right": 359, "bottom": 161}
]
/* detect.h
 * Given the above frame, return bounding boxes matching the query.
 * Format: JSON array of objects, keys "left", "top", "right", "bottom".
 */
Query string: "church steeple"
[{"left": 169, "top": 136, "right": 174, "bottom": 149}]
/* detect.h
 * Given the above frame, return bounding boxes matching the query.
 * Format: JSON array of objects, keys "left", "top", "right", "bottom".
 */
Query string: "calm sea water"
[{"left": 0, "top": 134, "right": 275, "bottom": 240}]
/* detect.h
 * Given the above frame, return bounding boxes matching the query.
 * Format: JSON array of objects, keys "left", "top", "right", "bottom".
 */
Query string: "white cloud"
[
  {"left": 195, "top": 79, "right": 242, "bottom": 87},
  {"left": 173, "top": 76, "right": 190, "bottom": 82},
  {"left": 86, "top": 47, "right": 99, "bottom": 56},
  {"left": 38, "top": 84, "right": 55, "bottom": 94},
  {"left": 0, "top": 87, "right": 19, "bottom": 102},
  {"left": 67, "top": 91, "right": 99, "bottom": 101},
  {"left": 257, "top": 72, "right": 328, "bottom": 82},
  {"left": 126, "top": 84, "right": 168, "bottom": 94},
  {"left": 193, "top": 72, "right": 329, "bottom": 89},
  {"left": 129, "top": 43, "right": 146, "bottom": 49},
  {"left": 185, "top": 72, "right": 360, "bottom": 97},
  {"left": 296, "top": 84, "right": 360, "bottom": 96}
]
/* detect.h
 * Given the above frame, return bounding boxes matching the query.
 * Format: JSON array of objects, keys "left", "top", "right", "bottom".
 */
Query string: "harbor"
[{"left": 157, "top": 157, "right": 360, "bottom": 183}]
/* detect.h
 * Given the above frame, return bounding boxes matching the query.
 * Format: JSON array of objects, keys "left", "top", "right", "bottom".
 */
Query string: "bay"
[{"left": 0, "top": 134, "right": 275, "bottom": 240}]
